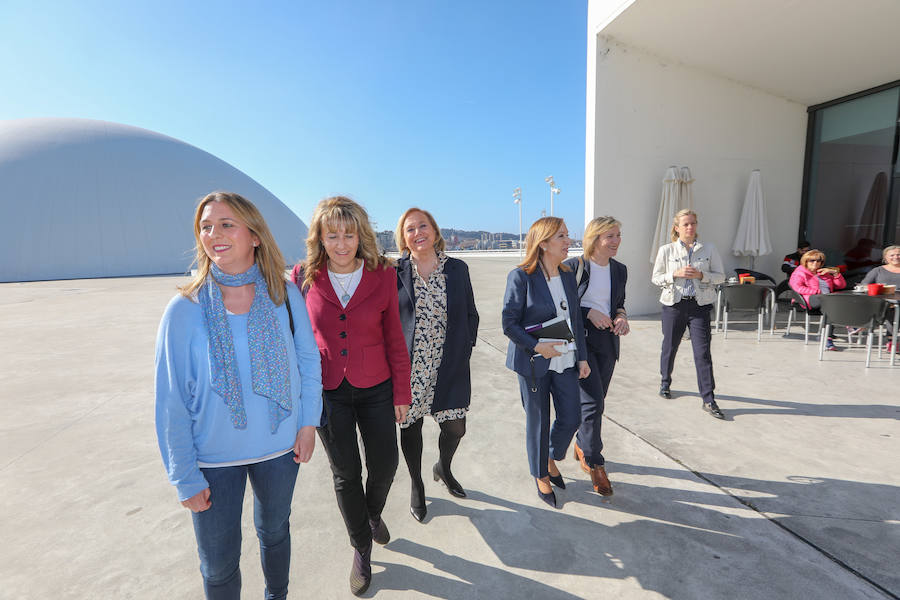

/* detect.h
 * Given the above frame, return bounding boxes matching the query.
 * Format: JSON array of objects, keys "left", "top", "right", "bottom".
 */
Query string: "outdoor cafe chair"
[
  {"left": 783, "top": 288, "right": 825, "bottom": 344},
  {"left": 817, "top": 294, "right": 889, "bottom": 368},
  {"left": 721, "top": 284, "right": 772, "bottom": 342}
]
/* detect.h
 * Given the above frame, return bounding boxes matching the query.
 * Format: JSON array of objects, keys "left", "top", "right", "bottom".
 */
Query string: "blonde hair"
[
  {"left": 582, "top": 216, "right": 621, "bottom": 260},
  {"left": 800, "top": 249, "right": 826, "bottom": 269},
  {"left": 181, "top": 191, "right": 287, "bottom": 305},
  {"left": 302, "top": 196, "right": 391, "bottom": 290},
  {"left": 670, "top": 209, "right": 699, "bottom": 242},
  {"left": 394, "top": 207, "right": 446, "bottom": 255},
  {"left": 517, "top": 216, "right": 571, "bottom": 275},
  {"left": 882, "top": 245, "right": 900, "bottom": 262}
]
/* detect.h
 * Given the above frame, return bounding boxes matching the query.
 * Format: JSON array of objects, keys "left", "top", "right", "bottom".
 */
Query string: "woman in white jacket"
[{"left": 651, "top": 209, "right": 726, "bottom": 419}]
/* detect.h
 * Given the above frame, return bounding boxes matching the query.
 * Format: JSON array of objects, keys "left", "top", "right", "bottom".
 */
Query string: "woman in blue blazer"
[
  {"left": 502, "top": 217, "right": 590, "bottom": 508},
  {"left": 563, "top": 216, "right": 629, "bottom": 496},
  {"left": 395, "top": 208, "right": 479, "bottom": 523}
]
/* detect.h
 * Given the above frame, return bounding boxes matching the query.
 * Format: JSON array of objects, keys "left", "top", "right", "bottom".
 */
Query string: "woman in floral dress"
[{"left": 395, "top": 207, "right": 479, "bottom": 523}]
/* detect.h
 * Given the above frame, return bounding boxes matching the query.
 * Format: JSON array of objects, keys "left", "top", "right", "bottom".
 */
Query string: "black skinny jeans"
[{"left": 317, "top": 378, "right": 398, "bottom": 550}]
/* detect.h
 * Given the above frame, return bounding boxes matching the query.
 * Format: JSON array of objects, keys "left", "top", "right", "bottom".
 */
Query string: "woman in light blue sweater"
[{"left": 155, "top": 192, "right": 322, "bottom": 600}]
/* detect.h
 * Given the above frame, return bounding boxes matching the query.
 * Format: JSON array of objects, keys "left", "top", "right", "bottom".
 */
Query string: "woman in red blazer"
[{"left": 293, "top": 196, "right": 411, "bottom": 597}]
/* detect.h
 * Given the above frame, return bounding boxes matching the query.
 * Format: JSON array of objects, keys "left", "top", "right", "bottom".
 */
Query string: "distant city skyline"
[{"left": 0, "top": 1, "right": 588, "bottom": 235}]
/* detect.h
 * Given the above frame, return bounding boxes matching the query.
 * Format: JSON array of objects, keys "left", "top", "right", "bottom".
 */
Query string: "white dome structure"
[{"left": 0, "top": 118, "right": 308, "bottom": 282}]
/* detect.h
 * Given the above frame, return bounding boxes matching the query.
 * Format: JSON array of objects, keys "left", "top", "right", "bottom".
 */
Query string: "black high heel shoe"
[
  {"left": 410, "top": 477, "right": 427, "bottom": 523},
  {"left": 535, "top": 479, "right": 557, "bottom": 508},
  {"left": 410, "top": 504, "right": 427, "bottom": 522},
  {"left": 433, "top": 462, "right": 466, "bottom": 498}
]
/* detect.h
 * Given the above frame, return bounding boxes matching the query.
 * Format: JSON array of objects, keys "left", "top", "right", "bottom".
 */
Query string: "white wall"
[{"left": 585, "top": 36, "right": 808, "bottom": 315}]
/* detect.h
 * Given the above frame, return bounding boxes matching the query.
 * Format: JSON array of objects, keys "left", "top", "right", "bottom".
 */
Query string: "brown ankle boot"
[{"left": 590, "top": 465, "right": 613, "bottom": 496}]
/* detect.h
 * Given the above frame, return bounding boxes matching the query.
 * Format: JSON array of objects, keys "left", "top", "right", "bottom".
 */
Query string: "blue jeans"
[
  {"left": 192, "top": 451, "right": 299, "bottom": 600},
  {"left": 517, "top": 367, "right": 581, "bottom": 478}
]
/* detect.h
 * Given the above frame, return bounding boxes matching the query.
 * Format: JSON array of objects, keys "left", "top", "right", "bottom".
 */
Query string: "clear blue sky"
[{"left": 0, "top": 0, "right": 587, "bottom": 236}]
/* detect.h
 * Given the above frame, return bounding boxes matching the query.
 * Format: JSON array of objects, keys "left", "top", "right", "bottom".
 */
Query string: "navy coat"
[
  {"left": 396, "top": 256, "right": 479, "bottom": 413},
  {"left": 563, "top": 256, "right": 627, "bottom": 360},
  {"left": 501, "top": 266, "right": 588, "bottom": 380}
]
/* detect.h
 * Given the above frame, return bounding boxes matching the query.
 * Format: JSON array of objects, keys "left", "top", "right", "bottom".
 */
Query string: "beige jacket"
[{"left": 651, "top": 240, "right": 725, "bottom": 306}]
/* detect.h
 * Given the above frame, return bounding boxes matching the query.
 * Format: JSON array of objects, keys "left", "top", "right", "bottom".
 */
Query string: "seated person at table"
[
  {"left": 861, "top": 245, "right": 900, "bottom": 351},
  {"left": 861, "top": 245, "right": 900, "bottom": 287},
  {"left": 781, "top": 240, "right": 810, "bottom": 277},
  {"left": 789, "top": 249, "right": 846, "bottom": 350}
]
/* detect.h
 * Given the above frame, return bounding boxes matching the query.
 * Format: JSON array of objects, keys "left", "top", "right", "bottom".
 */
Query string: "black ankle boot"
[
  {"left": 410, "top": 477, "right": 427, "bottom": 522},
  {"left": 433, "top": 462, "right": 466, "bottom": 498},
  {"left": 349, "top": 543, "right": 372, "bottom": 596}
]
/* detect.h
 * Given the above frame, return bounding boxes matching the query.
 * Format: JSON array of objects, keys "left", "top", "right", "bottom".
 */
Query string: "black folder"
[{"left": 524, "top": 315, "right": 574, "bottom": 341}]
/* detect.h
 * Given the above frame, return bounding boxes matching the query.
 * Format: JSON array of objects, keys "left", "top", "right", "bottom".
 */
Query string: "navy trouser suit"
[
  {"left": 502, "top": 266, "right": 588, "bottom": 478},
  {"left": 563, "top": 256, "right": 628, "bottom": 467}
]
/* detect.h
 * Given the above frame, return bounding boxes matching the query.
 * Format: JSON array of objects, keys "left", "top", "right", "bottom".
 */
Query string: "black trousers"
[
  {"left": 576, "top": 332, "right": 617, "bottom": 466},
  {"left": 317, "top": 378, "right": 398, "bottom": 550},
  {"left": 660, "top": 298, "right": 715, "bottom": 404}
]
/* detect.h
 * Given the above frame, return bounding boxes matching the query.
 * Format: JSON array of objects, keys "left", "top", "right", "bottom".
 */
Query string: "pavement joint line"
[
  {"left": 604, "top": 414, "right": 900, "bottom": 600},
  {"left": 478, "top": 335, "right": 506, "bottom": 354},
  {"left": 756, "top": 512, "right": 896, "bottom": 524}
]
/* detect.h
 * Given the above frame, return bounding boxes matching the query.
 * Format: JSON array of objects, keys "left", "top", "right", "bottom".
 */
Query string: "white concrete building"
[
  {"left": 586, "top": 0, "right": 900, "bottom": 314},
  {"left": 0, "top": 118, "right": 308, "bottom": 283}
]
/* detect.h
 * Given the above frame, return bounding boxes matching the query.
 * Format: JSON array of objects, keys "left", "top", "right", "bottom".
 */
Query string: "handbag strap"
[{"left": 285, "top": 290, "right": 295, "bottom": 336}]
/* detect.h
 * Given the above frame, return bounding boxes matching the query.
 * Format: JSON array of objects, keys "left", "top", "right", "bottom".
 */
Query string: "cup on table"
[{"left": 867, "top": 283, "right": 884, "bottom": 296}]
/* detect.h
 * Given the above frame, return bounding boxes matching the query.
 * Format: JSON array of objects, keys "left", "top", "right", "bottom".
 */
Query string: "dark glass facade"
[{"left": 801, "top": 82, "right": 900, "bottom": 280}]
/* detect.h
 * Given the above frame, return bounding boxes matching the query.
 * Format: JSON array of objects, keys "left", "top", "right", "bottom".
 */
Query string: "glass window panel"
[{"left": 805, "top": 87, "right": 899, "bottom": 281}]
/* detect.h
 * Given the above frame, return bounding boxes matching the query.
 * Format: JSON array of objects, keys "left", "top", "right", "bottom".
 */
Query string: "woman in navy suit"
[
  {"left": 563, "top": 216, "right": 628, "bottom": 496},
  {"left": 502, "top": 217, "right": 590, "bottom": 508},
  {"left": 292, "top": 196, "right": 411, "bottom": 597},
  {"left": 395, "top": 208, "right": 479, "bottom": 523}
]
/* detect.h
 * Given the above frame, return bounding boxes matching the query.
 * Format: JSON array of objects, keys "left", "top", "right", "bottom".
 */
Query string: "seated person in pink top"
[
  {"left": 790, "top": 249, "right": 847, "bottom": 350},
  {"left": 789, "top": 249, "right": 847, "bottom": 310}
]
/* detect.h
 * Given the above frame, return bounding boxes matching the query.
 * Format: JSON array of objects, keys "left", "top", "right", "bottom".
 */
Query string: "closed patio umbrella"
[
  {"left": 678, "top": 166, "right": 694, "bottom": 211},
  {"left": 732, "top": 169, "right": 773, "bottom": 269},
  {"left": 857, "top": 171, "right": 887, "bottom": 242},
  {"left": 650, "top": 166, "right": 684, "bottom": 263}
]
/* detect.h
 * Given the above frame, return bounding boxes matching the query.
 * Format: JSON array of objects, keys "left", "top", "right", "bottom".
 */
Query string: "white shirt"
[
  {"left": 328, "top": 262, "right": 364, "bottom": 307},
  {"left": 581, "top": 261, "right": 611, "bottom": 315},
  {"left": 545, "top": 275, "right": 576, "bottom": 373}
]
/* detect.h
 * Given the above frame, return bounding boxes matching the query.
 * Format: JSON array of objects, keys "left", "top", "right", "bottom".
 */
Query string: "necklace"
[
  {"left": 330, "top": 264, "right": 358, "bottom": 303},
  {"left": 413, "top": 254, "right": 439, "bottom": 280}
]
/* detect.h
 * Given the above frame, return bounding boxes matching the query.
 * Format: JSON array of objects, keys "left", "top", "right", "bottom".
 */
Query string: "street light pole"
[
  {"left": 544, "top": 175, "right": 560, "bottom": 216},
  {"left": 512, "top": 187, "right": 522, "bottom": 256}
]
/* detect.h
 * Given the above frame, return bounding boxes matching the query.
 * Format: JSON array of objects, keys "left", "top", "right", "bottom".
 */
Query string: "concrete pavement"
[{"left": 1, "top": 255, "right": 897, "bottom": 599}]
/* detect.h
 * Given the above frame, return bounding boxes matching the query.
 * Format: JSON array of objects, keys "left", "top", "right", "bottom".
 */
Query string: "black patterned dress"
[{"left": 400, "top": 252, "right": 468, "bottom": 428}]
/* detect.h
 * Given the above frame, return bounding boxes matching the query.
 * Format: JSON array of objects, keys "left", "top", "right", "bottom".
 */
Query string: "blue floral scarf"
[{"left": 200, "top": 262, "right": 291, "bottom": 433}]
